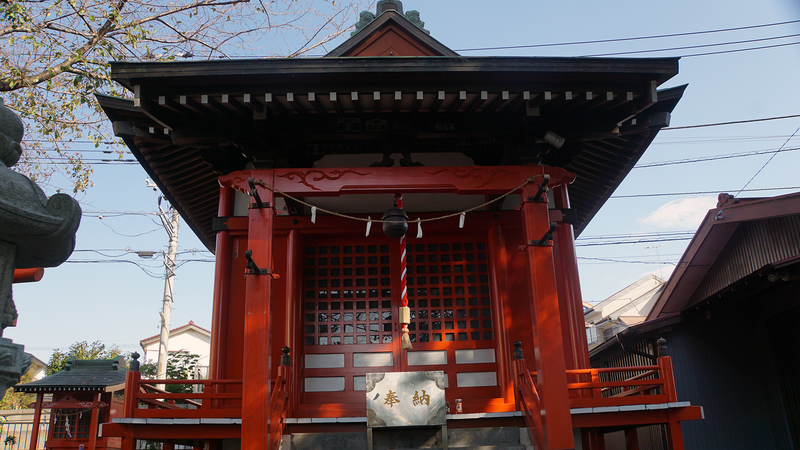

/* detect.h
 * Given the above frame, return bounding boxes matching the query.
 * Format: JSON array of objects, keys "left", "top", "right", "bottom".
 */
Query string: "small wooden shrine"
[
  {"left": 15, "top": 358, "right": 127, "bottom": 450},
  {"left": 97, "top": 1, "right": 703, "bottom": 448}
]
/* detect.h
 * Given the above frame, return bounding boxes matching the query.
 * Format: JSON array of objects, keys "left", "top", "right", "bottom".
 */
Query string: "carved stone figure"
[
  {"left": 405, "top": 10, "right": 429, "bottom": 34},
  {"left": 351, "top": 10, "right": 376, "bottom": 36},
  {"left": 0, "top": 98, "right": 81, "bottom": 335}
]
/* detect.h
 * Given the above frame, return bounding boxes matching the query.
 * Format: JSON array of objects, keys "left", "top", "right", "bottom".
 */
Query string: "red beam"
[
  {"left": 13, "top": 268, "right": 44, "bottom": 283},
  {"left": 220, "top": 166, "right": 576, "bottom": 197},
  {"left": 242, "top": 173, "right": 275, "bottom": 449},
  {"left": 570, "top": 406, "right": 703, "bottom": 428},
  {"left": 520, "top": 174, "right": 574, "bottom": 450}
]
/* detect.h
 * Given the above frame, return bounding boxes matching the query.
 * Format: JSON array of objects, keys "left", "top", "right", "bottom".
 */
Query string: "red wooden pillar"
[
  {"left": 89, "top": 392, "right": 100, "bottom": 450},
  {"left": 665, "top": 420, "right": 684, "bottom": 450},
  {"left": 553, "top": 184, "right": 590, "bottom": 370},
  {"left": 28, "top": 392, "right": 43, "bottom": 450},
  {"left": 241, "top": 172, "right": 275, "bottom": 450},
  {"left": 520, "top": 169, "right": 573, "bottom": 450},
  {"left": 210, "top": 185, "right": 235, "bottom": 382},
  {"left": 488, "top": 225, "right": 514, "bottom": 404},
  {"left": 625, "top": 429, "right": 640, "bottom": 450}
]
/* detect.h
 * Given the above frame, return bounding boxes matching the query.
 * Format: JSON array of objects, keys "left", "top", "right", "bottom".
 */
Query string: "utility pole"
[{"left": 156, "top": 199, "right": 180, "bottom": 385}]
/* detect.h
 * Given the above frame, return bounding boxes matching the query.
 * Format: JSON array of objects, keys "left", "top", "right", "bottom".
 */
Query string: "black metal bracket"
[
  {"left": 559, "top": 208, "right": 578, "bottom": 225},
  {"left": 526, "top": 174, "right": 550, "bottom": 203},
  {"left": 530, "top": 222, "right": 558, "bottom": 247},
  {"left": 212, "top": 217, "right": 230, "bottom": 232},
  {"left": 248, "top": 177, "right": 271, "bottom": 209},
  {"left": 244, "top": 250, "right": 280, "bottom": 278}
]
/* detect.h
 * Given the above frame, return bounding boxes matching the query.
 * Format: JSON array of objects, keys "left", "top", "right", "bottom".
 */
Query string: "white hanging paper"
[
  {"left": 459, "top": 212, "right": 466, "bottom": 229},
  {"left": 311, "top": 206, "right": 317, "bottom": 223},
  {"left": 366, "top": 217, "right": 372, "bottom": 236},
  {"left": 416, "top": 220, "right": 423, "bottom": 238}
]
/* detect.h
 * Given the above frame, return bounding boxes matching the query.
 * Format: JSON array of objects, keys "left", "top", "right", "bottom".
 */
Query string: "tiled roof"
[{"left": 15, "top": 358, "right": 127, "bottom": 393}]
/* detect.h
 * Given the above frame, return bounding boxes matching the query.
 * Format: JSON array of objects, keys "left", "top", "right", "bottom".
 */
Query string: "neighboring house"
[
  {"left": 591, "top": 191, "right": 800, "bottom": 449},
  {"left": 28, "top": 355, "right": 48, "bottom": 381},
  {"left": 140, "top": 321, "right": 211, "bottom": 378},
  {"left": 584, "top": 274, "right": 665, "bottom": 350}
]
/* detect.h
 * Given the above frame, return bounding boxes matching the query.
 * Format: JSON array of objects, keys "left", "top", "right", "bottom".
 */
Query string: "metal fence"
[{"left": 0, "top": 421, "right": 48, "bottom": 449}]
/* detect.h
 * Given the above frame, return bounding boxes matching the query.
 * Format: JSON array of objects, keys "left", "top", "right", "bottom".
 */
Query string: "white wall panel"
[
  {"left": 408, "top": 350, "right": 447, "bottom": 366},
  {"left": 353, "top": 352, "right": 393, "bottom": 367},
  {"left": 456, "top": 371, "right": 497, "bottom": 387},
  {"left": 305, "top": 354, "right": 345, "bottom": 369},
  {"left": 455, "top": 348, "right": 495, "bottom": 364},
  {"left": 305, "top": 377, "right": 345, "bottom": 392}
]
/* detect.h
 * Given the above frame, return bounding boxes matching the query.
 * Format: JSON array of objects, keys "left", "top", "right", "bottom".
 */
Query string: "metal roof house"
[
  {"left": 591, "top": 191, "right": 800, "bottom": 449},
  {"left": 97, "top": 2, "right": 703, "bottom": 449}
]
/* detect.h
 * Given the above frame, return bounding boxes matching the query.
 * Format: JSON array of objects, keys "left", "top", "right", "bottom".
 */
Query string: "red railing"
[
  {"left": 121, "top": 349, "right": 293, "bottom": 450},
  {"left": 268, "top": 362, "right": 292, "bottom": 450},
  {"left": 513, "top": 358, "right": 545, "bottom": 450},
  {"left": 513, "top": 339, "right": 679, "bottom": 449},
  {"left": 122, "top": 373, "right": 243, "bottom": 418}
]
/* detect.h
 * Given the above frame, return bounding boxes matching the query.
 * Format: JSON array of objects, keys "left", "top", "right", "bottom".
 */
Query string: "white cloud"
[{"left": 638, "top": 196, "right": 717, "bottom": 229}]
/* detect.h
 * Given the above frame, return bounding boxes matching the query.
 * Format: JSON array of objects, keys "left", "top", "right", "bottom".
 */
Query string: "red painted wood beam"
[
  {"left": 242, "top": 173, "right": 275, "bottom": 449},
  {"left": 101, "top": 423, "right": 241, "bottom": 440},
  {"left": 13, "top": 268, "right": 44, "bottom": 283},
  {"left": 210, "top": 186, "right": 235, "bottom": 384},
  {"left": 570, "top": 406, "right": 703, "bottom": 428},
  {"left": 28, "top": 393, "right": 43, "bottom": 450},
  {"left": 521, "top": 169, "right": 573, "bottom": 450},
  {"left": 220, "top": 166, "right": 576, "bottom": 197},
  {"left": 553, "top": 184, "right": 591, "bottom": 371}
]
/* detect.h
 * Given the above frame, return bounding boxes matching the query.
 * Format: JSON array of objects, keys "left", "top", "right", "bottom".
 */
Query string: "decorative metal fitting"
[
  {"left": 513, "top": 341, "right": 524, "bottom": 360},
  {"left": 247, "top": 177, "right": 270, "bottom": 209},
  {"left": 244, "top": 250, "right": 280, "bottom": 278},
  {"left": 528, "top": 174, "right": 551, "bottom": 203}
]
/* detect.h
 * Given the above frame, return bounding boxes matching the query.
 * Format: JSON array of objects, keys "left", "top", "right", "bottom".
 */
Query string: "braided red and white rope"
[{"left": 396, "top": 193, "right": 412, "bottom": 350}]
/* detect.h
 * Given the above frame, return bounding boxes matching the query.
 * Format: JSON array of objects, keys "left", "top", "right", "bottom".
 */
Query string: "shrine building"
[{"left": 97, "top": 2, "right": 703, "bottom": 449}]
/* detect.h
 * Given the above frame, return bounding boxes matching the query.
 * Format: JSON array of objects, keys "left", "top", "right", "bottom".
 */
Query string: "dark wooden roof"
[
  {"left": 99, "top": 56, "right": 683, "bottom": 251},
  {"left": 15, "top": 358, "right": 128, "bottom": 393},
  {"left": 648, "top": 192, "right": 800, "bottom": 319},
  {"left": 326, "top": 9, "right": 458, "bottom": 57}
]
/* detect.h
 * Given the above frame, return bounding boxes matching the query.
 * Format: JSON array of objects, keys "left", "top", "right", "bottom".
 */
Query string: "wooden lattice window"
[
  {"left": 406, "top": 241, "right": 493, "bottom": 343},
  {"left": 304, "top": 244, "right": 393, "bottom": 345},
  {"left": 50, "top": 408, "right": 91, "bottom": 439}
]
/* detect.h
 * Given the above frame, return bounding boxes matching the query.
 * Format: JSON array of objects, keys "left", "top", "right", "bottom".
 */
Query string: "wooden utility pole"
[{"left": 156, "top": 203, "right": 180, "bottom": 384}]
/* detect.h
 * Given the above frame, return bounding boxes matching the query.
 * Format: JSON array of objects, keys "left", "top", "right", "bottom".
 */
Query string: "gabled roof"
[
  {"left": 586, "top": 274, "right": 664, "bottom": 323},
  {"left": 326, "top": 6, "right": 457, "bottom": 57},
  {"left": 140, "top": 320, "right": 211, "bottom": 348},
  {"left": 648, "top": 191, "right": 800, "bottom": 319},
  {"left": 15, "top": 358, "right": 127, "bottom": 393},
  {"left": 98, "top": 60, "right": 682, "bottom": 250}
]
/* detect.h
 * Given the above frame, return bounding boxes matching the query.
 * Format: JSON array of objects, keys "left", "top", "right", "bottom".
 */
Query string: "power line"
[
  {"left": 680, "top": 40, "right": 800, "bottom": 57},
  {"left": 634, "top": 147, "right": 800, "bottom": 168},
  {"left": 663, "top": 114, "right": 800, "bottom": 130},
  {"left": 610, "top": 186, "right": 800, "bottom": 199},
  {"left": 577, "top": 256, "right": 679, "bottom": 265},
  {"left": 581, "top": 32, "right": 800, "bottom": 57},
  {"left": 453, "top": 18, "right": 800, "bottom": 52},
  {"left": 737, "top": 124, "right": 800, "bottom": 195}
]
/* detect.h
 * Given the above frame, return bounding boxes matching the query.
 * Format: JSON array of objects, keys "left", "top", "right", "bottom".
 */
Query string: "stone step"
[{"left": 283, "top": 427, "right": 534, "bottom": 450}]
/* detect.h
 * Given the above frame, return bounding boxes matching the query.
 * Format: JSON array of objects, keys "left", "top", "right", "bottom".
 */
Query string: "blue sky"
[{"left": 9, "top": 0, "right": 800, "bottom": 362}]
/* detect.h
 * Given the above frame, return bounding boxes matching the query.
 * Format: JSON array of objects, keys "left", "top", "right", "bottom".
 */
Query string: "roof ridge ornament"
[
  {"left": 351, "top": 1, "right": 428, "bottom": 36},
  {"left": 404, "top": 10, "right": 429, "bottom": 34}
]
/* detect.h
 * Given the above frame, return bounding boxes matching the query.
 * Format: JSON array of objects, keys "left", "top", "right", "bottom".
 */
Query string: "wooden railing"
[
  {"left": 121, "top": 349, "right": 293, "bottom": 450},
  {"left": 512, "top": 342, "right": 545, "bottom": 450},
  {"left": 268, "top": 348, "right": 292, "bottom": 450},
  {"left": 513, "top": 338, "right": 679, "bottom": 449},
  {"left": 122, "top": 371, "right": 243, "bottom": 418}
]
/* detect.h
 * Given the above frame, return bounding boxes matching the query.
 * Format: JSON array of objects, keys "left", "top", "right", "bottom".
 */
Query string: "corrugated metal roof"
[{"left": 15, "top": 358, "right": 127, "bottom": 393}]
